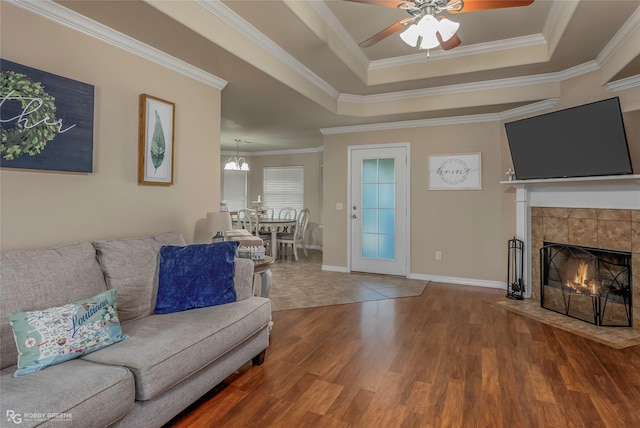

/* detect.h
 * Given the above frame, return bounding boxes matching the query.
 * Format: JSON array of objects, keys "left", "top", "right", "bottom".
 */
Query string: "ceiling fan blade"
[
  {"left": 447, "top": 0, "right": 534, "bottom": 13},
  {"left": 436, "top": 32, "right": 462, "bottom": 50},
  {"left": 359, "top": 19, "right": 414, "bottom": 47},
  {"left": 343, "top": 0, "right": 416, "bottom": 9}
]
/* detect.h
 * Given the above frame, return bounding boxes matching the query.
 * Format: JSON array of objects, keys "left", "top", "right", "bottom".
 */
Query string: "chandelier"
[{"left": 224, "top": 139, "right": 249, "bottom": 171}]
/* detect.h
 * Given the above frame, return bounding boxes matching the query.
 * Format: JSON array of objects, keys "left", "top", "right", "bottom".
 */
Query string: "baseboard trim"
[
  {"left": 408, "top": 273, "right": 507, "bottom": 290},
  {"left": 319, "top": 264, "right": 507, "bottom": 289},
  {"left": 321, "top": 265, "right": 350, "bottom": 273}
]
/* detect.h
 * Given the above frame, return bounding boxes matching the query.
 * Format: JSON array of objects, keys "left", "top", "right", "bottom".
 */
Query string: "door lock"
[{"left": 352, "top": 214, "right": 357, "bottom": 219}]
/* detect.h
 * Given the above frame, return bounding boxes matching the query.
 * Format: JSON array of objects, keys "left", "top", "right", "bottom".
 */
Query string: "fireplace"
[
  {"left": 540, "top": 242, "right": 632, "bottom": 327},
  {"left": 504, "top": 175, "right": 639, "bottom": 329}
]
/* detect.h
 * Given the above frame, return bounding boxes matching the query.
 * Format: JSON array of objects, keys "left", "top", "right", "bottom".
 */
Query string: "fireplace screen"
[{"left": 540, "top": 243, "right": 632, "bottom": 327}]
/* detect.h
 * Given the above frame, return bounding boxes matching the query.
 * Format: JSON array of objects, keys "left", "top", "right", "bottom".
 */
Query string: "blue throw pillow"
[
  {"left": 155, "top": 241, "right": 239, "bottom": 314},
  {"left": 8, "top": 289, "right": 128, "bottom": 376}
]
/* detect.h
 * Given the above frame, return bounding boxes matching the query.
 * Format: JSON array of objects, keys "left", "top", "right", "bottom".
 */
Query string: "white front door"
[{"left": 349, "top": 145, "right": 409, "bottom": 276}]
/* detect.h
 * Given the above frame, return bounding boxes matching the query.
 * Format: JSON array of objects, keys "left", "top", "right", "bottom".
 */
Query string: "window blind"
[
  {"left": 263, "top": 166, "right": 304, "bottom": 214},
  {"left": 223, "top": 169, "right": 247, "bottom": 211}
]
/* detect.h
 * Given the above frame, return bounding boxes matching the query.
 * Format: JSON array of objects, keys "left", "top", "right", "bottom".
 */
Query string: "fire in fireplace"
[{"left": 540, "top": 242, "right": 632, "bottom": 327}]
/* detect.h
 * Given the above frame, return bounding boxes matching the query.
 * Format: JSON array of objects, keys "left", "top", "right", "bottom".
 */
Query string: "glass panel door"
[{"left": 350, "top": 145, "right": 408, "bottom": 276}]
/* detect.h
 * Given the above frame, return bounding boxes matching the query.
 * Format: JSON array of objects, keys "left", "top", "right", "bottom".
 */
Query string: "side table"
[{"left": 252, "top": 256, "right": 274, "bottom": 298}]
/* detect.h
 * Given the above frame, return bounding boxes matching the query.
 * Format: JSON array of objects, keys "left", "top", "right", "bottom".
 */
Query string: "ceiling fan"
[{"left": 346, "top": 0, "right": 534, "bottom": 51}]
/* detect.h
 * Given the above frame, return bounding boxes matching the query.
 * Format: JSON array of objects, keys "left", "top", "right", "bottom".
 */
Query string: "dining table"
[{"left": 257, "top": 217, "right": 297, "bottom": 259}]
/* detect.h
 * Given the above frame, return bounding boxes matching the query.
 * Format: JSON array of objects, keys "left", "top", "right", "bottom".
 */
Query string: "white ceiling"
[{"left": 54, "top": 0, "right": 640, "bottom": 152}]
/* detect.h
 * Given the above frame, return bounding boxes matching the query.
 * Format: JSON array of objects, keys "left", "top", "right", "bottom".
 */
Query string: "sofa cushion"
[
  {"left": 93, "top": 237, "right": 159, "bottom": 323},
  {"left": 151, "top": 231, "right": 187, "bottom": 247},
  {"left": 81, "top": 297, "right": 271, "bottom": 401},
  {"left": 1, "top": 359, "right": 134, "bottom": 428},
  {"left": 0, "top": 242, "right": 108, "bottom": 370},
  {"left": 155, "top": 242, "right": 239, "bottom": 314},
  {"left": 8, "top": 289, "right": 128, "bottom": 376}
]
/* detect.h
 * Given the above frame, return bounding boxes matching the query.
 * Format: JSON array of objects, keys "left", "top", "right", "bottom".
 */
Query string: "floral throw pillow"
[{"left": 7, "top": 289, "right": 128, "bottom": 376}]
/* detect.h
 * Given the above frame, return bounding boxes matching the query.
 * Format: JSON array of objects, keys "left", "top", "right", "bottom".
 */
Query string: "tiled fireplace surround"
[
  {"left": 508, "top": 176, "right": 640, "bottom": 329},
  {"left": 530, "top": 207, "right": 639, "bottom": 327}
]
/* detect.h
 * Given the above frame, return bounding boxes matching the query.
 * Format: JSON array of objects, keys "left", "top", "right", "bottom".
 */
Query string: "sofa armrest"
[{"left": 233, "top": 258, "right": 255, "bottom": 301}]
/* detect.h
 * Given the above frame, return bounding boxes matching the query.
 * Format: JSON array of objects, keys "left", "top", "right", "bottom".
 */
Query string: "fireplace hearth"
[{"left": 540, "top": 242, "right": 632, "bottom": 327}]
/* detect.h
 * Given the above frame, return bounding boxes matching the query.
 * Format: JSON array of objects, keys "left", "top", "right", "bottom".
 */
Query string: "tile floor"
[{"left": 267, "top": 249, "right": 428, "bottom": 311}]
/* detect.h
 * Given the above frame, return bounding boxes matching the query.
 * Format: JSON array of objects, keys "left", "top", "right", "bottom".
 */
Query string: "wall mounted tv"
[{"left": 505, "top": 97, "right": 633, "bottom": 180}]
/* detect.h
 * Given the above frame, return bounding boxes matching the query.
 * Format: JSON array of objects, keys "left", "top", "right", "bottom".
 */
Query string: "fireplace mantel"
[
  {"left": 501, "top": 174, "right": 640, "bottom": 210},
  {"left": 501, "top": 174, "right": 640, "bottom": 189}
]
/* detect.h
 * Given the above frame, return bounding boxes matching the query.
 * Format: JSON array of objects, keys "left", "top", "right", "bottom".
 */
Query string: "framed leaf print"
[{"left": 139, "top": 94, "right": 174, "bottom": 185}]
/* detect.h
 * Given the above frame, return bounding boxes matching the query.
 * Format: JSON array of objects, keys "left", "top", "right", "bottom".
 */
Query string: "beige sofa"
[{"left": 0, "top": 232, "right": 271, "bottom": 428}]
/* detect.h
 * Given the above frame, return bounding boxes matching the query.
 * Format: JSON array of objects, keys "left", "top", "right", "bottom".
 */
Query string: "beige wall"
[
  {"left": 220, "top": 151, "right": 324, "bottom": 247},
  {"left": 323, "top": 123, "right": 507, "bottom": 282},
  {"left": 1, "top": 5, "right": 222, "bottom": 250},
  {"left": 323, "top": 70, "right": 640, "bottom": 283}
]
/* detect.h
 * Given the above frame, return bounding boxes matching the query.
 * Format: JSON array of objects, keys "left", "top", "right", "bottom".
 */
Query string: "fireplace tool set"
[{"left": 506, "top": 237, "right": 525, "bottom": 300}]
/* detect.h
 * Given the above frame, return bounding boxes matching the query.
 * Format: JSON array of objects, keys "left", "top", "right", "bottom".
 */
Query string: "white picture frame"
[{"left": 428, "top": 152, "right": 482, "bottom": 190}]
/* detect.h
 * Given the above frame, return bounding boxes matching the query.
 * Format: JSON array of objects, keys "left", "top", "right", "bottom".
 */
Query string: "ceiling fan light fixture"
[
  {"left": 399, "top": 23, "right": 421, "bottom": 47},
  {"left": 417, "top": 15, "right": 440, "bottom": 49},
  {"left": 437, "top": 18, "right": 459, "bottom": 42}
]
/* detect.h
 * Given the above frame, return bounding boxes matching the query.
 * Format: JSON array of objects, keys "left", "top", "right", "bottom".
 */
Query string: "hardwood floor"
[{"left": 165, "top": 274, "right": 640, "bottom": 427}]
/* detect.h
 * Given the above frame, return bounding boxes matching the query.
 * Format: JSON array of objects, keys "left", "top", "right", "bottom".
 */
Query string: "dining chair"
[
  {"left": 238, "top": 209, "right": 257, "bottom": 235},
  {"left": 276, "top": 208, "right": 309, "bottom": 260},
  {"left": 239, "top": 209, "right": 273, "bottom": 254},
  {"left": 263, "top": 208, "right": 274, "bottom": 220},
  {"left": 277, "top": 207, "right": 297, "bottom": 234},
  {"left": 256, "top": 210, "right": 273, "bottom": 255}
]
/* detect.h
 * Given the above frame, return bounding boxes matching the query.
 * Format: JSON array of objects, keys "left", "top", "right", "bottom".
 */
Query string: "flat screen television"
[{"left": 505, "top": 97, "right": 633, "bottom": 180}]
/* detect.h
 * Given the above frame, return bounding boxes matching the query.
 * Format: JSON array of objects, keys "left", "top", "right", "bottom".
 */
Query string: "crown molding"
[
  {"left": 369, "top": 34, "right": 546, "bottom": 70},
  {"left": 541, "top": 0, "right": 566, "bottom": 40},
  {"left": 498, "top": 98, "right": 560, "bottom": 121},
  {"left": 321, "top": 98, "right": 559, "bottom": 135},
  {"left": 321, "top": 114, "right": 495, "bottom": 135},
  {"left": 606, "top": 74, "right": 640, "bottom": 92},
  {"left": 596, "top": 5, "right": 640, "bottom": 67},
  {"left": 307, "top": 0, "right": 370, "bottom": 68},
  {"left": 9, "top": 0, "right": 228, "bottom": 89},
  {"left": 196, "top": 0, "right": 339, "bottom": 99},
  {"left": 339, "top": 63, "right": 597, "bottom": 105},
  {"left": 222, "top": 146, "right": 323, "bottom": 156}
]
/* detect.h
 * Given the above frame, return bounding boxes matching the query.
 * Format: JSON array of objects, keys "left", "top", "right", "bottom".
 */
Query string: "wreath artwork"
[
  {"left": 436, "top": 157, "right": 471, "bottom": 185},
  {"left": 428, "top": 153, "right": 482, "bottom": 190},
  {"left": 0, "top": 70, "right": 60, "bottom": 160}
]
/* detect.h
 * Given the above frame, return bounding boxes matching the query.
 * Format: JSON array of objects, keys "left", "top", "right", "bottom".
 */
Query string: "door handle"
[{"left": 352, "top": 214, "right": 357, "bottom": 219}]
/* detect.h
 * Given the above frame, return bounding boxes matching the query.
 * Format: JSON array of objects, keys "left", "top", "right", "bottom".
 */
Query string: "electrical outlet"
[
  {"left": 435, "top": 251, "right": 442, "bottom": 260},
  {"left": 336, "top": 202, "right": 343, "bottom": 210}
]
